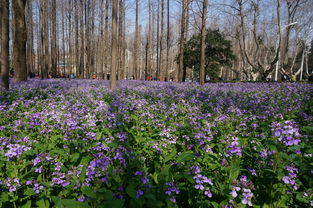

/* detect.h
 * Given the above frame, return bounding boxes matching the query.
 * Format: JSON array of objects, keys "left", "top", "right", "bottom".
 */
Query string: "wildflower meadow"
[{"left": 0, "top": 80, "right": 312, "bottom": 208}]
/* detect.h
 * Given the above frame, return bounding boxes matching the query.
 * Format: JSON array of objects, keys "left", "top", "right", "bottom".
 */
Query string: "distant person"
[
  {"left": 70, "top": 73, "right": 75, "bottom": 79},
  {"left": 92, "top": 74, "right": 96, "bottom": 79}
]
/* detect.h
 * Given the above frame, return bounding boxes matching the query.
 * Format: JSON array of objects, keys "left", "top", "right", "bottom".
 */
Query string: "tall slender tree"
[
  {"left": 178, "top": 0, "right": 186, "bottom": 82},
  {"left": 118, "top": 0, "right": 125, "bottom": 80},
  {"left": 134, "top": 0, "right": 139, "bottom": 79},
  {"left": 199, "top": 0, "right": 208, "bottom": 85},
  {"left": 1, "top": 0, "right": 10, "bottom": 89},
  {"left": 13, "top": 0, "right": 28, "bottom": 82},
  {"left": 156, "top": 0, "right": 160, "bottom": 79},
  {"left": 75, "top": 1, "right": 80, "bottom": 77},
  {"left": 26, "top": 0, "right": 34, "bottom": 76},
  {"left": 79, "top": 0, "right": 85, "bottom": 78},
  {"left": 110, "top": 0, "right": 117, "bottom": 89},
  {"left": 166, "top": 0, "right": 170, "bottom": 81},
  {"left": 159, "top": 0, "right": 164, "bottom": 80},
  {"left": 104, "top": 0, "right": 109, "bottom": 79},
  {"left": 51, "top": 0, "right": 57, "bottom": 77}
]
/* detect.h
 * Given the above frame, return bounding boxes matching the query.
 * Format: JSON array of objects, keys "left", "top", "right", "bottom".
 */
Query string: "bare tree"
[
  {"left": 166, "top": 0, "right": 170, "bottom": 81},
  {"left": 118, "top": 0, "right": 125, "bottom": 80},
  {"left": 26, "top": 0, "right": 34, "bottom": 76},
  {"left": 13, "top": 0, "right": 28, "bottom": 82},
  {"left": 200, "top": 0, "right": 208, "bottom": 85},
  {"left": 79, "top": 0, "right": 85, "bottom": 78},
  {"left": 51, "top": 0, "right": 57, "bottom": 77},
  {"left": 133, "top": 0, "right": 139, "bottom": 79},
  {"left": 105, "top": 0, "right": 109, "bottom": 79},
  {"left": 178, "top": 0, "right": 186, "bottom": 82},
  {"left": 0, "top": 0, "right": 10, "bottom": 89},
  {"left": 110, "top": 0, "right": 117, "bottom": 89}
]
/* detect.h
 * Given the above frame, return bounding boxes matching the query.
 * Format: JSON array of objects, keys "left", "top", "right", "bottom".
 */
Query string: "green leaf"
[
  {"left": 70, "top": 152, "right": 80, "bottom": 163},
  {"left": 302, "top": 126, "right": 313, "bottom": 134},
  {"left": 176, "top": 152, "right": 194, "bottom": 163},
  {"left": 164, "top": 149, "right": 177, "bottom": 163},
  {"left": 229, "top": 160, "right": 240, "bottom": 182},
  {"left": 81, "top": 186, "right": 96, "bottom": 198},
  {"left": 24, "top": 188, "right": 35, "bottom": 196},
  {"left": 0, "top": 193, "right": 9, "bottom": 202},
  {"left": 153, "top": 172, "right": 159, "bottom": 184},
  {"left": 36, "top": 199, "right": 50, "bottom": 208},
  {"left": 60, "top": 199, "right": 89, "bottom": 208},
  {"left": 96, "top": 132, "right": 102, "bottom": 140},
  {"left": 126, "top": 183, "right": 137, "bottom": 199},
  {"left": 102, "top": 199, "right": 125, "bottom": 208},
  {"left": 21, "top": 200, "right": 32, "bottom": 208},
  {"left": 144, "top": 193, "right": 156, "bottom": 200}
]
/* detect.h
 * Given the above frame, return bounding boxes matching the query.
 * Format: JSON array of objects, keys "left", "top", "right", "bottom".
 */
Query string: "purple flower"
[
  {"left": 78, "top": 195, "right": 85, "bottom": 202},
  {"left": 247, "top": 168, "right": 257, "bottom": 176},
  {"left": 33, "top": 183, "right": 44, "bottom": 194},
  {"left": 5, "top": 144, "right": 31, "bottom": 160},
  {"left": 170, "top": 197, "right": 176, "bottom": 203},
  {"left": 204, "top": 188, "right": 212, "bottom": 198},
  {"left": 141, "top": 177, "right": 149, "bottom": 184},
  {"left": 35, "top": 166, "right": 43, "bottom": 173},
  {"left": 136, "top": 190, "right": 144, "bottom": 198},
  {"left": 195, "top": 184, "right": 204, "bottom": 190},
  {"left": 241, "top": 188, "right": 253, "bottom": 206}
]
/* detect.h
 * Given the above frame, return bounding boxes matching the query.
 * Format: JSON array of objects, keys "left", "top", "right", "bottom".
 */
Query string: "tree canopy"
[{"left": 182, "top": 29, "right": 235, "bottom": 80}]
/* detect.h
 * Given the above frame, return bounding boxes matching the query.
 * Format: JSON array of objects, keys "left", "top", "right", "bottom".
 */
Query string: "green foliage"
[{"left": 182, "top": 28, "right": 235, "bottom": 80}]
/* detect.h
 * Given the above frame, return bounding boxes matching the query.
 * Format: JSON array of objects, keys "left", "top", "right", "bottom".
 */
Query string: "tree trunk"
[
  {"left": 26, "top": 0, "right": 34, "bottom": 76},
  {"left": 51, "top": 0, "right": 57, "bottom": 77},
  {"left": 133, "top": 0, "right": 139, "bottom": 79},
  {"left": 182, "top": 0, "right": 190, "bottom": 82},
  {"left": 156, "top": 0, "right": 160, "bottom": 80},
  {"left": 121, "top": 4, "right": 126, "bottom": 80},
  {"left": 199, "top": 0, "right": 208, "bottom": 86},
  {"left": 118, "top": 0, "right": 125, "bottom": 80},
  {"left": 99, "top": 0, "right": 105, "bottom": 78},
  {"left": 68, "top": 0, "right": 72, "bottom": 76},
  {"left": 62, "top": 2, "right": 66, "bottom": 77},
  {"left": 104, "top": 0, "right": 109, "bottom": 79},
  {"left": 44, "top": 0, "right": 49, "bottom": 78},
  {"left": 75, "top": 1, "right": 79, "bottom": 77},
  {"left": 13, "top": 0, "right": 28, "bottom": 82},
  {"left": 147, "top": 0, "right": 152, "bottom": 78},
  {"left": 110, "top": 0, "right": 118, "bottom": 89},
  {"left": 166, "top": 0, "right": 170, "bottom": 81},
  {"left": 85, "top": 0, "right": 90, "bottom": 79},
  {"left": 159, "top": 0, "right": 164, "bottom": 80},
  {"left": 1, "top": 0, "right": 10, "bottom": 89},
  {"left": 79, "top": 0, "right": 85, "bottom": 78},
  {"left": 178, "top": 0, "right": 186, "bottom": 82}
]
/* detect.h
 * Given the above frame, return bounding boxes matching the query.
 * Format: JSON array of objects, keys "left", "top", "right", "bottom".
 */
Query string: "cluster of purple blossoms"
[
  {"left": 165, "top": 182, "right": 180, "bottom": 203},
  {"left": 226, "top": 137, "right": 242, "bottom": 157},
  {"left": 282, "top": 165, "right": 299, "bottom": 190},
  {"left": 190, "top": 166, "right": 213, "bottom": 198},
  {"left": 230, "top": 176, "right": 254, "bottom": 207},
  {"left": 51, "top": 172, "right": 70, "bottom": 187},
  {"left": 5, "top": 144, "right": 31, "bottom": 160},
  {"left": 6, "top": 178, "right": 21, "bottom": 192},
  {"left": 134, "top": 171, "right": 149, "bottom": 185},
  {"left": 26, "top": 180, "right": 44, "bottom": 194},
  {"left": 134, "top": 171, "right": 150, "bottom": 198},
  {"left": 271, "top": 121, "right": 301, "bottom": 146}
]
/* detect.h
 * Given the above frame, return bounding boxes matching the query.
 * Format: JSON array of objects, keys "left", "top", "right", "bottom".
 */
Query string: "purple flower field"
[{"left": 0, "top": 79, "right": 312, "bottom": 207}]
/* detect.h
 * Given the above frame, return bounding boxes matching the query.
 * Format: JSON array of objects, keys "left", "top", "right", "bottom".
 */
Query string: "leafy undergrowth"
[{"left": 0, "top": 80, "right": 312, "bottom": 208}]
